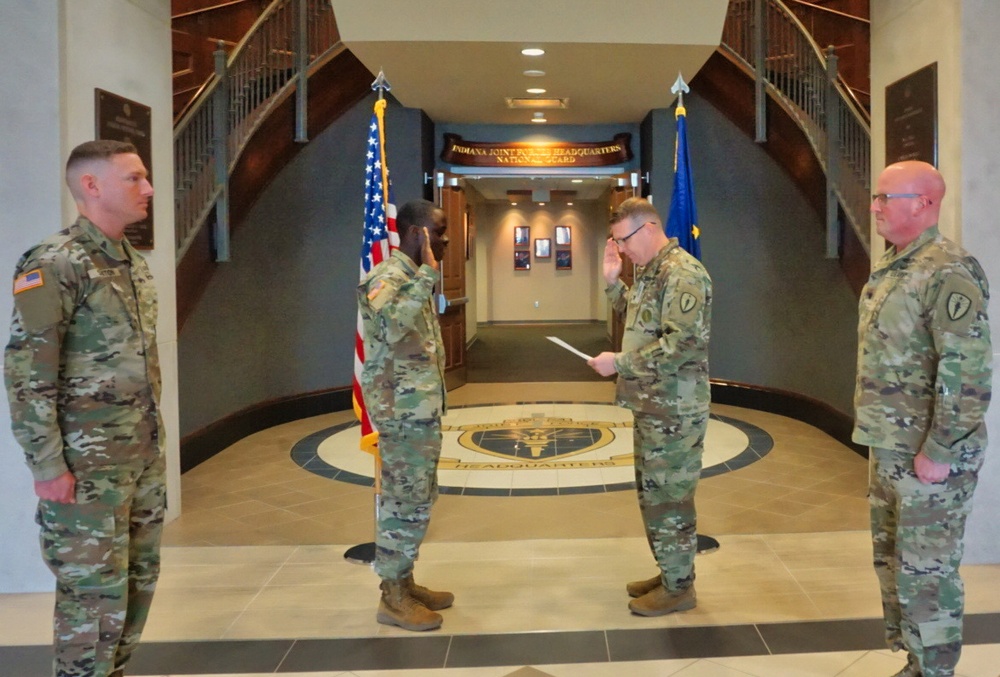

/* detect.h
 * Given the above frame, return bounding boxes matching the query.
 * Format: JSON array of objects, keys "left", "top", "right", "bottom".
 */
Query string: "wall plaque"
[
  {"left": 95, "top": 88, "right": 154, "bottom": 249},
  {"left": 885, "top": 63, "right": 937, "bottom": 166},
  {"left": 441, "top": 133, "right": 632, "bottom": 168}
]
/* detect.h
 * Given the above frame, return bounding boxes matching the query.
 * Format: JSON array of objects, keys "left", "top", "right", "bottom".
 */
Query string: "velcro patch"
[
  {"left": 13, "top": 269, "right": 43, "bottom": 294},
  {"left": 668, "top": 281, "right": 704, "bottom": 325},
  {"left": 933, "top": 275, "right": 982, "bottom": 335},
  {"left": 366, "top": 280, "right": 386, "bottom": 301}
]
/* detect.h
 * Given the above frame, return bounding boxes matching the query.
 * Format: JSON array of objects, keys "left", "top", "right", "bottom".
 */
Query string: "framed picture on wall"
[
  {"left": 556, "top": 249, "right": 572, "bottom": 270},
  {"left": 555, "top": 225, "right": 572, "bottom": 246},
  {"left": 514, "top": 226, "right": 529, "bottom": 247},
  {"left": 514, "top": 250, "right": 531, "bottom": 270},
  {"left": 534, "top": 238, "right": 551, "bottom": 258}
]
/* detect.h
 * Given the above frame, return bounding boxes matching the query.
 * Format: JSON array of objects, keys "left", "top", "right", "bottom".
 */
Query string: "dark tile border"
[
  {"left": 5, "top": 613, "right": 1000, "bottom": 675},
  {"left": 710, "top": 381, "right": 865, "bottom": 458},
  {"left": 279, "top": 636, "right": 451, "bottom": 672},
  {"left": 180, "top": 388, "right": 353, "bottom": 472},
  {"left": 287, "top": 403, "right": 774, "bottom": 495},
  {"left": 448, "top": 630, "right": 608, "bottom": 667}
]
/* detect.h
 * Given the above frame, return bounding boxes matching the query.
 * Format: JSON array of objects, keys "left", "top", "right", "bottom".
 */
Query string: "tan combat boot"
[
  {"left": 376, "top": 579, "right": 443, "bottom": 631},
  {"left": 628, "top": 585, "right": 696, "bottom": 617},
  {"left": 625, "top": 574, "right": 662, "bottom": 598},
  {"left": 403, "top": 573, "right": 454, "bottom": 611},
  {"left": 891, "top": 654, "right": 921, "bottom": 677}
]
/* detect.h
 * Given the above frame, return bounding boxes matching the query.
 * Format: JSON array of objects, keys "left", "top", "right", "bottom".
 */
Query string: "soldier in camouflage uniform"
[
  {"left": 855, "top": 161, "right": 992, "bottom": 677},
  {"left": 4, "top": 140, "right": 164, "bottom": 677},
  {"left": 357, "top": 199, "right": 453, "bottom": 632},
  {"left": 588, "top": 197, "right": 712, "bottom": 616}
]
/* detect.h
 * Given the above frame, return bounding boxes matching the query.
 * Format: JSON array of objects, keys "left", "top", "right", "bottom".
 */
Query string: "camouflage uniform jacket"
[
  {"left": 853, "top": 225, "right": 992, "bottom": 464},
  {"left": 358, "top": 249, "right": 446, "bottom": 426},
  {"left": 4, "top": 217, "right": 163, "bottom": 482},
  {"left": 607, "top": 239, "right": 712, "bottom": 416}
]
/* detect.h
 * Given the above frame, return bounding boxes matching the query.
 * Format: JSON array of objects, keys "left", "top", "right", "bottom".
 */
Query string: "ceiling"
[{"left": 329, "top": 0, "right": 729, "bottom": 200}]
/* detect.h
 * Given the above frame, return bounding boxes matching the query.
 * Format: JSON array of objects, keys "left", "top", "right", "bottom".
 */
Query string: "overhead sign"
[{"left": 441, "top": 133, "right": 632, "bottom": 168}]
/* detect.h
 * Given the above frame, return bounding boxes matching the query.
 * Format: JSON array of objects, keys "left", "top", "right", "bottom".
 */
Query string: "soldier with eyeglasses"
[
  {"left": 857, "top": 160, "right": 992, "bottom": 677},
  {"left": 588, "top": 197, "right": 712, "bottom": 617}
]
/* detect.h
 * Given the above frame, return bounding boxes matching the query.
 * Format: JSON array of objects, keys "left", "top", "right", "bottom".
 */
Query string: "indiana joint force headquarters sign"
[{"left": 441, "top": 133, "right": 632, "bottom": 168}]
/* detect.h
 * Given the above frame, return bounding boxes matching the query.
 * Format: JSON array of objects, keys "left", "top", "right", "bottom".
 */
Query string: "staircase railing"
[
  {"left": 173, "top": 0, "right": 339, "bottom": 263},
  {"left": 721, "top": 0, "right": 871, "bottom": 255}
]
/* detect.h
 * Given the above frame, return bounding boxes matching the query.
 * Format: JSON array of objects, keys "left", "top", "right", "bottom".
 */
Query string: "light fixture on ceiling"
[
  {"left": 571, "top": 179, "right": 583, "bottom": 183},
  {"left": 526, "top": 87, "right": 546, "bottom": 95},
  {"left": 521, "top": 48, "right": 545, "bottom": 57},
  {"left": 567, "top": 202, "right": 574, "bottom": 206},
  {"left": 523, "top": 69, "right": 545, "bottom": 77},
  {"left": 507, "top": 97, "right": 566, "bottom": 109},
  {"left": 531, "top": 112, "right": 547, "bottom": 123}
]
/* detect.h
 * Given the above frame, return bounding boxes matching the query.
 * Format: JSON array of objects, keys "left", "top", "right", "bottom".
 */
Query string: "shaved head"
[
  {"left": 871, "top": 160, "right": 946, "bottom": 249},
  {"left": 881, "top": 161, "right": 946, "bottom": 205}
]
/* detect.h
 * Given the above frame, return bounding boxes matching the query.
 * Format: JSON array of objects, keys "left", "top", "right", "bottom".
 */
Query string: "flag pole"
[
  {"left": 670, "top": 71, "right": 717, "bottom": 554},
  {"left": 344, "top": 70, "right": 393, "bottom": 566}
]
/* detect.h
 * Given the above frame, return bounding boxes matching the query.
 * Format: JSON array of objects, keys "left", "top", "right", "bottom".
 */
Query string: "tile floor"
[{"left": 4, "top": 382, "right": 1000, "bottom": 676}]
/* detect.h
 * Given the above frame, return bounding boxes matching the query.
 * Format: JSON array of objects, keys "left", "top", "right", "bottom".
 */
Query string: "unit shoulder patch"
[
  {"left": 933, "top": 274, "right": 982, "bottom": 335},
  {"left": 668, "top": 280, "right": 704, "bottom": 324}
]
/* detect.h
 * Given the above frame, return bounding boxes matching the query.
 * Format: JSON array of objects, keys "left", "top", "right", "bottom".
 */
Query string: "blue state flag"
[{"left": 665, "top": 104, "right": 701, "bottom": 259}]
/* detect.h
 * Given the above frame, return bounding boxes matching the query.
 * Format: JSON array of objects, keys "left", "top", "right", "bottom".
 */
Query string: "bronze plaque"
[
  {"left": 95, "top": 88, "right": 154, "bottom": 249},
  {"left": 885, "top": 63, "right": 937, "bottom": 166},
  {"left": 441, "top": 133, "right": 632, "bottom": 168}
]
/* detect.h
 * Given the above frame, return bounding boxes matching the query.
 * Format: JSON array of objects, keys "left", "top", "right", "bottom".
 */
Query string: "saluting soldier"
[
  {"left": 856, "top": 161, "right": 992, "bottom": 677},
  {"left": 588, "top": 197, "right": 713, "bottom": 616},
  {"left": 357, "top": 199, "right": 453, "bottom": 631},
  {"left": 4, "top": 140, "right": 165, "bottom": 677}
]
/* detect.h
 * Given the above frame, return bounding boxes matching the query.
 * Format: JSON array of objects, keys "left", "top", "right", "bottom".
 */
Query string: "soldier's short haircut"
[
  {"left": 610, "top": 196, "right": 660, "bottom": 228},
  {"left": 66, "top": 140, "right": 138, "bottom": 176},
  {"left": 396, "top": 199, "right": 438, "bottom": 234}
]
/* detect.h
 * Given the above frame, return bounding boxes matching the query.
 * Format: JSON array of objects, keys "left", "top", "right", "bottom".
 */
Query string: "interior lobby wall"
[
  {"left": 653, "top": 94, "right": 859, "bottom": 415},
  {"left": 475, "top": 201, "right": 606, "bottom": 323},
  {"left": 871, "top": 0, "right": 1000, "bottom": 563},
  {"left": 177, "top": 95, "right": 426, "bottom": 437}
]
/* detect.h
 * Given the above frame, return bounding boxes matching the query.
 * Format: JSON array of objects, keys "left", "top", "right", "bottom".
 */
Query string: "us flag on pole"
[{"left": 353, "top": 98, "right": 398, "bottom": 455}]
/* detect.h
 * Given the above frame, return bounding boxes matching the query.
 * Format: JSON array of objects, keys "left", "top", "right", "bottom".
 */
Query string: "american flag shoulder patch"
[{"left": 13, "top": 269, "right": 44, "bottom": 295}]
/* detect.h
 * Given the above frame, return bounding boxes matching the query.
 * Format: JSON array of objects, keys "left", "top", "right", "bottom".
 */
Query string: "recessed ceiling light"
[
  {"left": 571, "top": 179, "right": 583, "bottom": 183},
  {"left": 511, "top": 202, "right": 518, "bottom": 206},
  {"left": 523, "top": 69, "right": 545, "bottom": 77},
  {"left": 567, "top": 202, "right": 574, "bottom": 205},
  {"left": 531, "top": 112, "right": 547, "bottom": 123},
  {"left": 526, "top": 88, "right": 547, "bottom": 95},
  {"left": 507, "top": 97, "right": 566, "bottom": 109},
  {"left": 538, "top": 202, "right": 546, "bottom": 206},
  {"left": 521, "top": 48, "right": 545, "bottom": 57}
]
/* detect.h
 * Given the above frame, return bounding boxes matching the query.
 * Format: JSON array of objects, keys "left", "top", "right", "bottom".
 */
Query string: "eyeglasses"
[
  {"left": 611, "top": 221, "right": 651, "bottom": 246},
  {"left": 871, "top": 193, "right": 930, "bottom": 206}
]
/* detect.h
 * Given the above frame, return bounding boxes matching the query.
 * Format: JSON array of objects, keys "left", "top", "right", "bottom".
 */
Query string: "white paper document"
[{"left": 546, "top": 336, "right": 593, "bottom": 361}]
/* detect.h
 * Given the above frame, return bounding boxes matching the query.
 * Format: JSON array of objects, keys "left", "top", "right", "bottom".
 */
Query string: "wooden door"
[
  {"left": 609, "top": 178, "right": 637, "bottom": 351},
  {"left": 436, "top": 176, "right": 468, "bottom": 390}
]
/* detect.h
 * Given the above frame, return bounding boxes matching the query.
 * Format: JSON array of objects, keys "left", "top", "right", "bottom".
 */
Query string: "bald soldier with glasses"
[{"left": 857, "top": 161, "right": 992, "bottom": 677}]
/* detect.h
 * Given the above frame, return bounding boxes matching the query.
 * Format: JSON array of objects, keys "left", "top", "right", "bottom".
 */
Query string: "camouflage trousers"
[
  {"left": 632, "top": 411, "right": 706, "bottom": 592},
  {"left": 869, "top": 446, "right": 983, "bottom": 677},
  {"left": 374, "top": 419, "right": 441, "bottom": 581},
  {"left": 36, "top": 457, "right": 166, "bottom": 677}
]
